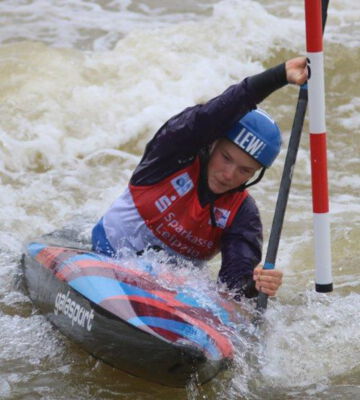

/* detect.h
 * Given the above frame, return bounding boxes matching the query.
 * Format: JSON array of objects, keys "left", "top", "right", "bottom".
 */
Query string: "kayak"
[{"left": 21, "top": 235, "right": 239, "bottom": 387}]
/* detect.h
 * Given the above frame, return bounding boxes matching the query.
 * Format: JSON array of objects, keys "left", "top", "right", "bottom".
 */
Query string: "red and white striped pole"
[{"left": 305, "top": 0, "right": 333, "bottom": 292}]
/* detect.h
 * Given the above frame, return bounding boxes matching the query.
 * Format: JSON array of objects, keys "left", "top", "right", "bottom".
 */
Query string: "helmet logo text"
[{"left": 233, "top": 128, "right": 266, "bottom": 159}]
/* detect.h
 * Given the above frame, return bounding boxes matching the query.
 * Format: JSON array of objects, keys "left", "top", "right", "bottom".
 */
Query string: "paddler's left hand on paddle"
[
  {"left": 285, "top": 56, "right": 308, "bottom": 85},
  {"left": 253, "top": 266, "right": 283, "bottom": 297}
]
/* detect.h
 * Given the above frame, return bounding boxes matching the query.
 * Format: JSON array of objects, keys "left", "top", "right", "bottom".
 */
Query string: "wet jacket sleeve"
[{"left": 218, "top": 195, "right": 262, "bottom": 299}]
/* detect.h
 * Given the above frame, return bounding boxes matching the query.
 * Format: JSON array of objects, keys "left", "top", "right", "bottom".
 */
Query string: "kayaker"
[{"left": 92, "top": 57, "right": 308, "bottom": 300}]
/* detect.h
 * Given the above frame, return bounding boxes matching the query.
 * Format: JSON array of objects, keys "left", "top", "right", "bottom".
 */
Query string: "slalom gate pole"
[
  {"left": 305, "top": 0, "right": 333, "bottom": 293},
  {"left": 256, "top": 0, "right": 331, "bottom": 314}
]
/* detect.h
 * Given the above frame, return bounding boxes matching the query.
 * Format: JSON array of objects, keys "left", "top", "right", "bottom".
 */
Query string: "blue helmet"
[{"left": 225, "top": 109, "right": 282, "bottom": 168}]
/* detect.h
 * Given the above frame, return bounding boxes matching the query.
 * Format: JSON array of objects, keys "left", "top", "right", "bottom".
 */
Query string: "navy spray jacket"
[{"left": 127, "top": 63, "right": 288, "bottom": 298}]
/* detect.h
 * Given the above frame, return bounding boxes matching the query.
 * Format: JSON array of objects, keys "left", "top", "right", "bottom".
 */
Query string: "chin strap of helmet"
[{"left": 237, "top": 167, "right": 266, "bottom": 192}]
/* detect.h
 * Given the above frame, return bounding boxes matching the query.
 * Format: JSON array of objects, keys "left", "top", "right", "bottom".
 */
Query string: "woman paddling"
[{"left": 92, "top": 57, "right": 308, "bottom": 300}]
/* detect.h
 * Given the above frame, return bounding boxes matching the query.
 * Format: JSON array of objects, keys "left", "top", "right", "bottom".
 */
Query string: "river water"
[{"left": 0, "top": 0, "right": 359, "bottom": 399}]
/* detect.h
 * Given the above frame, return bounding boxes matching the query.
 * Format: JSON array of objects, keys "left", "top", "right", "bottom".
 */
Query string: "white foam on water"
[
  {"left": 1, "top": 0, "right": 358, "bottom": 49},
  {"left": 0, "top": 0, "right": 199, "bottom": 50},
  {"left": 261, "top": 291, "right": 360, "bottom": 387},
  {"left": 0, "top": 1, "right": 305, "bottom": 173},
  {"left": 263, "top": 0, "right": 360, "bottom": 48},
  {"left": 0, "top": 313, "right": 66, "bottom": 366}
]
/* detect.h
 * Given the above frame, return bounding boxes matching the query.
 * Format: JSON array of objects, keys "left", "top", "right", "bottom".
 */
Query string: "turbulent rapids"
[{"left": 0, "top": 1, "right": 359, "bottom": 399}]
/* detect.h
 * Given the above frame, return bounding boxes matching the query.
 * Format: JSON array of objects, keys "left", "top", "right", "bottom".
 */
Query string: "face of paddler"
[{"left": 207, "top": 138, "right": 262, "bottom": 194}]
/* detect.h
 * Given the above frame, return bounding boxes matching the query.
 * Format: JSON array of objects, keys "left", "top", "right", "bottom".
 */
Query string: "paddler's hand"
[
  {"left": 253, "top": 266, "right": 283, "bottom": 297},
  {"left": 285, "top": 56, "right": 308, "bottom": 85}
]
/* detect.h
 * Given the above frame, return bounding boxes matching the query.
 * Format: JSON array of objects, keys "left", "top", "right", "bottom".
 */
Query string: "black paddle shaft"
[{"left": 256, "top": 0, "right": 330, "bottom": 312}]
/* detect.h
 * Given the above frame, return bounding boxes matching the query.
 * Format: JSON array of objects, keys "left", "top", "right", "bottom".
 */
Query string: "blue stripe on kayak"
[
  {"left": 128, "top": 316, "right": 220, "bottom": 359},
  {"left": 175, "top": 292, "right": 230, "bottom": 325},
  {"left": 69, "top": 276, "right": 163, "bottom": 304},
  {"left": 175, "top": 292, "right": 201, "bottom": 308},
  {"left": 27, "top": 242, "right": 46, "bottom": 257},
  {"left": 67, "top": 253, "right": 104, "bottom": 263}
]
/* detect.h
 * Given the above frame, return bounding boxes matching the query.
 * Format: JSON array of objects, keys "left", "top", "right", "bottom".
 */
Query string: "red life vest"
[{"left": 129, "top": 157, "right": 248, "bottom": 260}]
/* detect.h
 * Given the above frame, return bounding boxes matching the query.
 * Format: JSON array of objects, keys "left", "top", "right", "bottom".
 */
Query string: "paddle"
[{"left": 255, "top": 0, "right": 330, "bottom": 314}]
